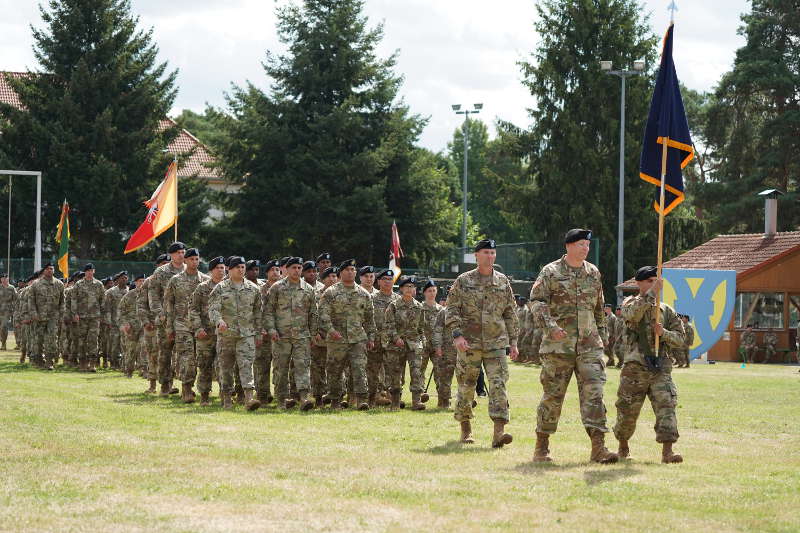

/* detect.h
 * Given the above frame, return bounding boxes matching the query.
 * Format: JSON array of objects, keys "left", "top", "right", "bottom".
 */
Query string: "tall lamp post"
[
  {"left": 452, "top": 103, "right": 482, "bottom": 257},
  {"left": 600, "top": 59, "right": 645, "bottom": 304}
]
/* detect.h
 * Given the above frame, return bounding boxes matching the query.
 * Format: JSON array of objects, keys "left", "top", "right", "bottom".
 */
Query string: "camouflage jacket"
[
  {"left": 530, "top": 256, "right": 606, "bottom": 356},
  {"left": 421, "top": 301, "right": 443, "bottom": 348},
  {"left": 0, "top": 284, "right": 17, "bottom": 315},
  {"left": 318, "top": 282, "right": 376, "bottom": 345},
  {"left": 620, "top": 289, "right": 684, "bottom": 368},
  {"left": 137, "top": 276, "right": 155, "bottom": 326},
  {"left": 262, "top": 277, "right": 318, "bottom": 340},
  {"left": 371, "top": 290, "right": 398, "bottom": 348},
  {"left": 764, "top": 332, "right": 778, "bottom": 347},
  {"left": 445, "top": 268, "right": 519, "bottom": 351},
  {"left": 104, "top": 285, "right": 128, "bottom": 325},
  {"left": 164, "top": 270, "right": 208, "bottom": 334},
  {"left": 432, "top": 307, "right": 455, "bottom": 352},
  {"left": 683, "top": 322, "right": 695, "bottom": 350},
  {"left": 190, "top": 278, "right": 220, "bottom": 337},
  {"left": 70, "top": 278, "right": 105, "bottom": 319},
  {"left": 15, "top": 286, "right": 30, "bottom": 322},
  {"left": 208, "top": 279, "right": 262, "bottom": 338},
  {"left": 741, "top": 330, "right": 756, "bottom": 347},
  {"left": 117, "top": 288, "right": 140, "bottom": 330},
  {"left": 385, "top": 297, "right": 425, "bottom": 350},
  {"left": 603, "top": 313, "right": 617, "bottom": 346},
  {"left": 310, "top": 283, "right": 330, "bottom": 348},
  {"left": 148, "top": 262, "right": 185, "bottom": 324},
  {"left": 30, "top": 276, "right": 65, "bottom": 321}
]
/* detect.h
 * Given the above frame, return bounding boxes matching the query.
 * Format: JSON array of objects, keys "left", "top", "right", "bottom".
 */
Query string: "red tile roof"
[
  {"left": 618, "top": 231, "right": 800, "bottom": 290},
  {"left": 1, "top": 71, "right": 219, "bottom": 179}
]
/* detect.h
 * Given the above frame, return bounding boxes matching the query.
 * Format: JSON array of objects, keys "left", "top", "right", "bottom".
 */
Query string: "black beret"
[
  {"left": 616, "top": 306, "right": 621, "bottom": 310},
  {"left": 134, "top": 274, "right": 146, "bottom": 281},
  {"left": 422, "top": 279, "right": 437, "bottom": 291},
  {"left": 316, "top": 252, "right": 332, "bottom": 262},
  {"left": 358, "top": 265, "right": 375, "bottom": 276},
  {"left": 302, "top": 260, "right": 316, "bottom": 272},
  {"left": 228, "top": 256, "right": 246, "bottom": 268},
  {"left": 82, "top": 263, "right": 95, "bottom": 272},
  {"left": 635, "top": 265, "right": 658, "bottom": 281},
  {"left": 279, "top": 256, "right": 291, "bottom": 266},
  {"left": 245, "top": 259, "right": 260, "bottom": 271},
  {"left": 604, "top": 303, "right": 613, "bottom": 308},
  {"left": 338, "top": 259, "right": 357, "bottom": 270},
  {"left": 185, "top": 248, "right": 199, "bottom": 259},
  {"left": 398, "top": 276, "right": 416, "bottom": 288},
  {"left": 320, "top": 266, "right": 338, "bottom": 280},
  {"left": 208, "top": 256, "right": 225, "bottom": 269},
  {"left": 285, "top": 257, "right": 303, "bottom": 267},
  {"left": 42, "top": 262, "right": 54, "bottom": 269},
  {"left": 155, "top": 254, "right": 169, "bottom": 265},
  {"left": 225, "top": 256, "right": 236, "bottom": 267},
  {"left": 565, "top": 228, "right": 592, "bottom": 244},
  {"left": 103, "top": 277, "right": 112, "bottom": 283},
  {"left": 0, "top": 273, "right": 7, "bottom": 278},
  {"left": 376, "top": 269, "right": 393, "bottom": 280},
  {"left": 474, "top": 239, "right": 496, "bottom": 252},
  {"left": 168, "top": 241, "right": 186, "bottom": 253},
  {"left": 684, "top": 315, "right": 691, "bottom": 321},
  {"left": 113, "top": 271, "right": 128, "bottom": 281},
  {"left": 263, "top": 259, "right": 280, "bottom": 271}
]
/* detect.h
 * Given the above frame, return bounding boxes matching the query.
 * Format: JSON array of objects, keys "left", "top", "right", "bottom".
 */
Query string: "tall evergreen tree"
[{"left": 0, "top": 0, "right": 179, "bottom": 259}]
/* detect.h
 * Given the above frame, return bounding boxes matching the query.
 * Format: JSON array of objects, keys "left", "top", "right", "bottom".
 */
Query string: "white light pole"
[
  {"left": 452, "top": 103, "right": 482, "bottom": 256},
  {"left": 0, "top": 170, "right": 43, "bottom": 273},
  {"left": 600, "top": 60, "right": 645, "bottom": 304}
]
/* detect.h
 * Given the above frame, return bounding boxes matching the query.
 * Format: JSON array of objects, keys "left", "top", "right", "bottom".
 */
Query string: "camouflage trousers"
[
  {"left": 273, "top": 338, "right": 311, "bottom": 400},
  {"left": 454, "top": 348, "right": 510, "bottom": 423},
  {"left": 156, "top": 324, "right": 175, "bottom": 385},
  {"left": 76, "top": 318, "right": 100, "bottom": 365},
  {"left": 674, "top": 348, "right": 690, "bottom": 366},
  {"left": 536, "top": 352, "right": 609, "bottom": 434},
  {"left": 217, "top": 334, "right": 256, "bottom": 392},
  {"left": 107, "top": 327, "right": 122, "bottom": 367},
  {"left": 614, "top": 342, "right": 624, "bottom": 366},
  {"left": 366, "top": 345, "right": 387, "bottom": 396},
  {"left": 604, "top": 342, "right": 616, "bottom": 365},
  {"left": 33, "top": 318, "right": 59, "bottom": 366},
  {"left": 764, "top": 345, "right": 776, "bottom": 363},
  {"left": 175, "top": 330, "right": 197, "bottom": 385},
  {"left": 310, "top": 344, "right": 327, "bottom": 398},
  {"left": 253, "top": 337, "right": 272, "bottom": 400},
  {"left": 65, "top": 323, "right": 78, "bottom": 365},
  {"left": 195, "top": 334, "right": 218, "bottom": 394},
  {"left": 0, "top": 312, "right": 10, "bottom": 345},
  {"left": 385, "top": 345, "right": 423, "bottom": 393},
  {"left": 122, "top": 326, "right": 142, "bottom": 376},
  {"left": 14, "top": 321, "right": 27, "bottom": 354},
  {"left": 326, "top": 342, "right": 367, "bottom": 399},
  {"left": 143, "top": 326, "right": 159, "bottom": 380},
  {"left": 742, "top": 344, "right": 757, "bottom": 363},
  {"left": 613, "top": 362, "right": 679, "bottom": 443},
  {"left": 433, "top": 348, "right": 457, "bottom": 400}
]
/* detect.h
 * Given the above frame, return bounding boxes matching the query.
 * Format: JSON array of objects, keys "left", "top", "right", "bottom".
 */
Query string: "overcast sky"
[{"left": 1, "top": 0, "right": 750, "bottom": 151}]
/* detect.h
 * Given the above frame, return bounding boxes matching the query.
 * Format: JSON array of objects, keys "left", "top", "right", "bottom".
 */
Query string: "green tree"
[
  {"left": 0, "top": 0, "right": 178, "bottom": 259},
  {"left": 695, "top": 1, "right": 800, "bottom": 233},
  {"left": 211, "top": 0, "right": 460, "bottom": 265},
  {"left": 173, "top": 107, "right": 230, "bottom": 150}
]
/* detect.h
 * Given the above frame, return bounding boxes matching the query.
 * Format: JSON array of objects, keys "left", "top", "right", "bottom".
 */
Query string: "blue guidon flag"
[{"left": 639, "top": 24, "right": 694, "bottom": 215}]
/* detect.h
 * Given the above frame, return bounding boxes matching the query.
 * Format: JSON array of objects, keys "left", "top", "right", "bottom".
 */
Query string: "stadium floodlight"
[
  {"left": 473, "top": 103, "right": 483, "bottom": 110},
  {"left": 451, "top": 104, "right": 461, "bottom": 111},
  {"left": 452, "top": 103, "right": 483, "bottom": 256},
  {"left": 600, "top": 60, "right": 613, "bottom": 71},
  {"left": 633, "top": 59, "right": 646, "bottom": 71}
]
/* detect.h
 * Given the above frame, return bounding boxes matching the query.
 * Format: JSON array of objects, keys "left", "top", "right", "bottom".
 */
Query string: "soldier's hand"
[
  {"left": 653, "top": 277, "right": 664, "bottom": 295},
  {"left": 314, "top": 333, "right": 323, "bottom": 344},
  {"left": 394, "top": 337, "right": 404, "bottom": 348},
  {"left": 74, "top": 315, "right": 80, "bottom": 323},
  {"left": 196, "top": 329, "right": 208, "bottom": 340},
  {"left": 168, "top": 331, "right": 175, "bottom": 342},
  {"left": 435, "top": 348, "right": 443, "bottom": 357},
  {"left": 271, "top": 332, "right": 280, "bottom": 342},
  {"left": 144, "top": 322, "right": 153, "bottom": 331},
  {"left": 655, "top": 322, "right": 664, "bottom": 336},
  {"left": 330, "top": 330, "right": 342, "bottom": 341},
  {"left": 366, "top": 340, "right": 375, "bottom": 351},
  {"left": 255, "top": 337, "right": 263, "bottom": 348},
  {"left": 121, "top": 325, "right": 131, "bottom": 335},
  {"left": 453, "top": 335, "right": 469, "bottom": 352},
  {"left": 550, "top": 328, "right": 567, "bottom": 341},
  {"left": 509, "top": 345, "right": 519, "bottom": 360},
  {"left": 217, "top": 320, "right": 228, "bottom": 333}
]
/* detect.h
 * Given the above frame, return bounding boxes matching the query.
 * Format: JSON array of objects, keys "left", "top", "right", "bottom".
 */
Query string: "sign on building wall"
[{"left": 662, "top": 268, "right": 737, "bottom": 359}]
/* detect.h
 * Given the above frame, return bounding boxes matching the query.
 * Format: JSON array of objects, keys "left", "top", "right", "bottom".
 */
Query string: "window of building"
[
  {"left": 789, "top": 294, "right": 800, "bottom": 329},
  {"left": 734, "top": 292, "right": 784, "bottom": 329}
]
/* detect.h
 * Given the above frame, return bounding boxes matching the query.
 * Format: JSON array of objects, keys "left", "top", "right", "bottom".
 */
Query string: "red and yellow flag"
[
  {"left": 55, "top": 200, "right": 70, "bottom": 277},
  {"left": 124, "top": 161, "right": 178, "bottom": 254}
]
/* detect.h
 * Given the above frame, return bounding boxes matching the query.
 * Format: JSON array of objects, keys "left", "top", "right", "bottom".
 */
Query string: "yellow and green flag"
[{"left": 55, "top": 200, "right": 70, "bottom": 278}]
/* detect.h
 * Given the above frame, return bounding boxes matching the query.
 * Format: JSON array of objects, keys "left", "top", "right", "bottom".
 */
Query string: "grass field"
[{"left": 1, "top": 336, "right": 799, "bottom": 533}]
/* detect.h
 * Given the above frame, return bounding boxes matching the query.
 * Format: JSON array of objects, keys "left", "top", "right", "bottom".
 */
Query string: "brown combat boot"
[
  {"left": 438, "top": 396, "right": 450, "bottom": 409},
  {"left": 376, "top": 391, "right": 392, "bottom": 406},
  {"left": 221, "top": 391, "right": 233, "bottom": 410},
  {"left": 244, "top": 389, "right": 261, "bottom": 411},
  {"left": 662, "top": 442, "right": 683, "bottom": 464},
  {"left": 314, "top": 394, "right": 323, "bottom": 408},
  {"left": 199, "top": 391, "right": 211, "bottom": 407},
  {"left": 181, "top": 384, "right": 195, "bottom": 404},
  {"left": 420, "top": 391, "right": 430, "bottom": 403},
  {"left": 491, "top": 418, "right": 513, "bottom": 448},
  {"left": 146, "top": 379, "right": 157, "bottom": 394},
  {"left": 533, "top": 432, "right": 552, "bottom": 462},
  {"left": 159, "top": 382, "right": 170, "bottom": 397},
  {"left": 411, "top": 392, "right": 426, "bottom": 411},
  {"left": 460, "top": 420, "right": 475, "bottom": 444},
  {"left": 330, "top": 398, "right": 342, "bottom": 410},
  {"left": 340, "top": 396, "right": 349, "bottom": 409},
  {"left": 618, "top": 439, "right": 631, "bottom": 459},
  {"left": 299, "top": 391, "right": 314, "bottom": 411},
  {"left": 389, "top": 390, "right": 401, "bottom": 411},
  {"left": 169, "top": 380, "right": 179, "bottom": 395},
  {"left": 354, "top": 394, "right": 369, "bottom": 411},
  {"left": 589, "top": 430, "right": 619, "bottom": 464},
  {"left": 285, "top": 397, "right": 297, "bottom": 409},
  {"left": 235, "top": 389, "right": 245, "bottom": 405}
]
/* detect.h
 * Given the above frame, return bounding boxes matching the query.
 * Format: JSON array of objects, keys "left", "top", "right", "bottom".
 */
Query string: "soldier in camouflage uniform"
[
  {"left": 139, "top": 255, "right": 169, "bottom": 392},
  {"left": 420, "top": 280, "right": 443, "bottom": 403},
  {"left": 263, "top": 257, "right": 318, "bottom": 410},
  {"left": 62, "top": 273, "right": 82, "bottom": 368},
  {"left": 763, "top": 329, "right": 778, "bottom": 363},
  {"left": 603, "top": 304, "right": 617, "bottom": 366},
  {"left": 255, "top": 259, "right": 281, "bottom": 404},
  {"left": 446, "top": 239, "right": 518, "bottom": 448},
  {"left": 30, "top": 263, "right": 65, "bottom": 370},
  {"left": 674, "top": 314, "right": 694, "bottom": 367},
  {"left": 384, "top": 277, "right": 426, "bottom": 410},
  {"left": 613, "top": 307, "right": 625, "bottom": 367},
  {"left": 315, "top": 253, "right": 332, "bottom": 291},
  {"left": 165, "top": 248, "right": 208, "bottom": 402},
  {"left": 208, "top": 256, "right": 262, "bottom": 411},
  {"left": 118, "top": 274, "right": 144, "bottom": 377},
  {"left": 431, "top": 297, "right": 457, "bottom": 409},
  {"left": 367, "top": 269, "right": 396, "bottom": 407},
  {"left": 103, "top": 271, "right": 128, "bottom": 370},
  {"left": 19, "top": 274, "right": 40, "bottom": 365},
  {"left": 0, "top": 273, "right": 18, "bottom": 351},
  {"left": 529, "top": 229, "right": 618, "bottom": 463},
  {"left": 740, "top": 325, "right": 757, "bottom": 363},
  {"left": 318, "top": 259, "right": 376, "bottom": 410},
  {"left": 149, "top": 242, "right": 186, "bottom": 396},
  {"left": 614, "top": 267, "right": 685, "bottom": 463},
  {"left": 71, "top": 264, "right": 105, "bottom": 372},
  {"left": 310, "top": 265, "right": 337, "bottom": 406},
  {"left": 13, "top": 279, "right": 29, "bottom": 361},
  {"left": 190, "top": 256, "right": 226, "bottom": 406}
]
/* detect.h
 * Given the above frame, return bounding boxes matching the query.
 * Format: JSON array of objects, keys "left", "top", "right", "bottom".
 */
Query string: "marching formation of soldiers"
[{"left": 4, "top": 228, "right": 718, "bottom": 463}]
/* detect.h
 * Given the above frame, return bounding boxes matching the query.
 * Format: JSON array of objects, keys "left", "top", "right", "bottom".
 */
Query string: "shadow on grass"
[
  {"left": 416, "top": 441, "right": 495, "bottom": 455},
  {"left": 511, "top": 460, "right": 642, "bottom": 484}
]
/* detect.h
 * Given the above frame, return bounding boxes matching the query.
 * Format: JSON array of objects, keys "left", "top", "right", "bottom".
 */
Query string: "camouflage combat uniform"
[
  {"left": 0, "top": 283, "right": 17, "bottom": 348},
  {"left": 368, "top": 289, "right": 397, "bottom": 400},
  {"left": 137, "top": 275, "right": 159, "bottom": 380},
  {"left": 446, "top": 268, "right": 518, "bottom": 423},
  {"left": 318, "top": 282, "right": 376, "bottom": 403},
  {"left": 676, "top": 321, "right": 694, "bottom": 367},
  {"left": 384, "top": 297, "right": 425, "bottom": 397},
  {"left": 164, "top": 269, "right": 208, "bottom": 387},
  {"left": 30, "top": 276, "right": 65, "bottom": 367},
  {"left": 255, "top": 280, "right": 275, "bottom": 402},
  {"left": 208, "top": 278, "right": 262, "bottom": 394},
  {"left": 262, "top": 277, "right": 318, "bottom": 404},
  {"left": 71, "top": 277, "right": 105, "bottom": 369},
  {"left": 763, "top": 331, "right": 778, "bottom": 363},
  {"left": 104, "top": 285, "right": 128, "bottom": 369},
  {"left": 613, "top": 313, "right": 625, "bottom": 366},
  {"left": 613, "top": 289, "right": 684, "bottom": 444},
  {"left": 740, "top": 330, "right": 756, "bottom": 363},
  {"left": 530, "top": 256, "right": 609, "bottom": 435},
  {"left": 13, "top": 286, "right": 28, "bottom": 357},
  {"left": 190, "top": 277, "right": 221, "bottom": 396},
  {"left": 309, "top": 284, "right": 333, "bottom": 402},
  {"left": 604, "top": 312, "right": 617, "bottom": 366},
  {"left": 148, "top": 262, "right": 185, "bottom": 386},
  {"left": 18, "top": 285, "right": 35, "bottom": 363},
  {"left": 420, "top": 301, "right": 443, "bottom": 388},
  {"left": 431, "top": 306, "right": 457, "bottom": 402},
  {"left": 118, "top": 287, "right": 142, "bottom": 376}
]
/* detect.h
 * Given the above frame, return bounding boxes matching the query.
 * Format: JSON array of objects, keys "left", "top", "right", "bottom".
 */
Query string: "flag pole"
[{"left": 655, "top": 137, "right": 669, "bottom": 354}]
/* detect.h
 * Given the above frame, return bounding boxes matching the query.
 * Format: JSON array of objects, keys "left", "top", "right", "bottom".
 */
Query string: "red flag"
[
  {"left": 124, "top": 162, "right": 178, "bottom": 254},
  {"left": 389, "top": 221, "right": 403, "bottom": 283}
]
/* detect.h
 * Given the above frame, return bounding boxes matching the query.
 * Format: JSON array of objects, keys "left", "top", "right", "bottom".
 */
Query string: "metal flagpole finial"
[{"left": 668, "top": 1, "right": 678, "bottom": 23}]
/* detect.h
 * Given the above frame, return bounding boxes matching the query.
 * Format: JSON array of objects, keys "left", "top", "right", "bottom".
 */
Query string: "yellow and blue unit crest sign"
[{"left": 662, "top": 268, "right": 737, "bottom": 359}]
